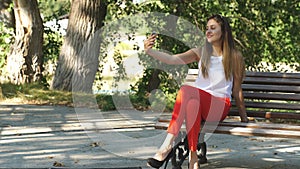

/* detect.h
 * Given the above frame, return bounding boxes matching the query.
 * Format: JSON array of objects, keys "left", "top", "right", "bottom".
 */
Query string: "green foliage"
[
  {"left": 231, "top": 0, "right": 300, "bottom": 71},
  {"left": 37, "top": 0, "right": 69, "bottom": 85},
  {"left": 43, "top": 26, "right": 63, "bottom": 63},
  {"left": 42, "top": 29, "right": 63, "bottom": 87},
  {"left": 96, "top": 94, "right": 116, "bottom": 111},
  {"left": 95, "top": 92, "right": 174, "bottom": 112},
  {"left": 0, "top": 22, "right": 14, "bottom": 77},
  {"left": 111, "top": 49, "right": 129, "bottom": 86},
  {"left": 38, "top": 0, "right": 69, "bottom": 62},
  {"left": 154, "top": 0, "right": 300, "bottom": 71},
  {"left": 38, "top": 0, "right": 70, "bottom": 21}
]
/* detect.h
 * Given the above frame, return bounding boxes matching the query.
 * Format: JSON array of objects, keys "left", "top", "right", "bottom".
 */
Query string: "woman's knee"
[
  {"left": 179, "top": 85, "right": 200, "bottom": 98},
  {"left": 186, "top": 99, "right": 201, "bottom": 130},
  {"left": 186, "top": 99, "right": 199, "bottom": 109}
]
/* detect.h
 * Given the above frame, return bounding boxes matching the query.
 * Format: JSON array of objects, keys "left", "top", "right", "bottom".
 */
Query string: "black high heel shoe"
[{"left": 147, "top": 148, "right": 174, "bottom": 169}]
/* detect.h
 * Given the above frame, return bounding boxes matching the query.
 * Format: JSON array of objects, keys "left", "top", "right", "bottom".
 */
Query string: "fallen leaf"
[
  {"left": 53, "top": 161, "right": 64, "bottom": 167},
  {"left": 90, "top": 142, "right": 99, "bottom": 147}
]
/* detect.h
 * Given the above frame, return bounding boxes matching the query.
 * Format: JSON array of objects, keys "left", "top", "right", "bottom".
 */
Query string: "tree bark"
[
  {"left": 5, "top": 0, "right": 43, "bottom": 84},
  {"left": 52, "top": 0, "right": 106, "bottom": 93},
  {"left": 0, "top": 86, "right": 3, "bottom": 99}
]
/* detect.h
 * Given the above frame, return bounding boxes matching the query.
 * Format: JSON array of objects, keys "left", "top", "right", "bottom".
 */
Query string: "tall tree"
[
  {"left": 5, "top": 0, "right": 43, "bottom": 84},
  {"left": 52, "top": 0, "right": 107, "bottom": 93}
]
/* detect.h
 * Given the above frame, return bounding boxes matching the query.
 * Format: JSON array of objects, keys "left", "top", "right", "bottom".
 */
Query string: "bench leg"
[
  {"left": 197, "top": 133, "right": 207, "bottom": 164},
  {"left": 170, "top": 131, "right": 189, "bottom": 169},
  {"left": 197, "top": 142, "right": 207, "bottom": 164},
  {"left": 170, "top": 132, "right": 208, "bottom": 169}
]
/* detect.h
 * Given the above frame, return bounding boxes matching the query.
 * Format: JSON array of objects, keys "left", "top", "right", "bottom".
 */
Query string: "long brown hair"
[{"left": 201, "top": 14, "right": 235, "bottom": 81}]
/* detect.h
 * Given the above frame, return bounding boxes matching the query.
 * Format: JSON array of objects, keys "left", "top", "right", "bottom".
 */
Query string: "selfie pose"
[{"left": 144, "top": 14, "right": 248, "bottom": 169}]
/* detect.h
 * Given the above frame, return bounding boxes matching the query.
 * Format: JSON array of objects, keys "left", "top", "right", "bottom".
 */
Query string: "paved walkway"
[{"left": 0, "top": 103, "right": 299, "bottom": 168}]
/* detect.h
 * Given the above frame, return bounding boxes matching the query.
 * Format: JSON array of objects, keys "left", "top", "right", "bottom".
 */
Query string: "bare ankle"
[
  {"left": 153, "top": 144, "right": 172, "bottom": 161},
  {"left": 189, "top": 151, "right": 199, "bottom": 169}
]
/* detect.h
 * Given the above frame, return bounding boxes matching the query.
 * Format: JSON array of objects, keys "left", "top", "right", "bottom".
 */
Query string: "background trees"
[
  {"left": 155, "top": 0, "right": 300, "bottom": 70},
  {"left": 0, "top": 0, "right": 299, "bottom": 100}
]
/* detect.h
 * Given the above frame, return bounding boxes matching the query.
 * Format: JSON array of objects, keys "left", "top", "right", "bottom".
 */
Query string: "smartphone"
[{"left": 151, "top": 31, "right": 157, "bottom": 36}]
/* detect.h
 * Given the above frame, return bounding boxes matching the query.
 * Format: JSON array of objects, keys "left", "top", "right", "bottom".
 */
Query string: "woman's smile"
[{"left": 206, "top": 19, "right": 222, "bottom": 43}]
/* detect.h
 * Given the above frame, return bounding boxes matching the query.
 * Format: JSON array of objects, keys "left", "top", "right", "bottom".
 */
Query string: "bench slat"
[
  {"left": 228, "top": 109, "right": 300, "bottom": 119},
  {"left": 210, "top": 126, "right": 300, "bottom": 139},
  {"left": 243, "top": 77, "right": 300, "bottom": 86},
  {"left": 242, "top": 84, "right": 300, "bottom": 93},
  {"left": 243, "top": 92, "right": 300, "bottom": 101},
  {"left": 246, "top": 71, "right": 300, "bottom": 79},
  {"left": 217, "top": 122, "right": 300, "bottom": 131},
  {"left": 243, "top": 101, "right": 300, "bottom": 110}
]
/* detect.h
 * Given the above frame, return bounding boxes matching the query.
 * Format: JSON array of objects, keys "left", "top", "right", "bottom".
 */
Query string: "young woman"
[{"left": 144, "top": 14, "right": 249, "bottom": 169}]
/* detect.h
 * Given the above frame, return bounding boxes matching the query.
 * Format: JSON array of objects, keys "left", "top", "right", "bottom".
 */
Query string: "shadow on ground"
[{"left": 0, "top": 103, "right": 299, "bottom": 169}]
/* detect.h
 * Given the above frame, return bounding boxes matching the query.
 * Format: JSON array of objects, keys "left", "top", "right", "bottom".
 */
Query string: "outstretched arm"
[
  {"left": 232, "top": 51, "right": 249, "bottom": 123},
  {"left": 144, "top": 34, "right": 199, "bottom": 65}
]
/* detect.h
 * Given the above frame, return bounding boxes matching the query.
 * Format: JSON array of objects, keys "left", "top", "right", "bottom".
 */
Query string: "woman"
[{"left": 144, "top": 14, "right": 249, "bottom": 169}]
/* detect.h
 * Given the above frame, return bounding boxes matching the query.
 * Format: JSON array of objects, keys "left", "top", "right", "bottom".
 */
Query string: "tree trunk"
[
  {"left": 0, "top": 86, "right": 3, "bottom": 99},
  {"left": 5, "top": 0, "right": 43, "bottom": 84},
  {"left": 52, "top": 0, "right": 106, "bottom": 93}
]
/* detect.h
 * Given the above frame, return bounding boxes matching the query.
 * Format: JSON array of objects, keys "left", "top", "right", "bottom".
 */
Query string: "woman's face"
[{"left": 206, "top": 19, "right": 222, "bottom": 44}]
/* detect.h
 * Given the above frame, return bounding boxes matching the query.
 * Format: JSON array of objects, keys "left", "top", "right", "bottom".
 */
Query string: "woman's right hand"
[{"left": 144, "top": 33, "right": 157, "bottom": 54}]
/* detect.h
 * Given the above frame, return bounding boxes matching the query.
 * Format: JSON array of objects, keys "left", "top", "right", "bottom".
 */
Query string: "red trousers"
[{"left": 167, "top": 85, "right": 231, "bottom": 151}]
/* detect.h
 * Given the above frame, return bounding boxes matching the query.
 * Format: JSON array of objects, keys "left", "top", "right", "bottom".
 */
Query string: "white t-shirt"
[{"left": 195, "top": 56, "right": 233, "bottom": 99}]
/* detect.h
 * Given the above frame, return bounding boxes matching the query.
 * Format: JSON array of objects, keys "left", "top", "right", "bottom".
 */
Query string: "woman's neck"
[{"left": 212, "top": 45, "right": 222, "bottom": 56}]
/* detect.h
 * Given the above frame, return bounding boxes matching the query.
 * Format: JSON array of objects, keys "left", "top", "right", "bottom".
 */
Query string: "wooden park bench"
[{"left": 154, "top": 69, "right": 300, "bottom": 169}]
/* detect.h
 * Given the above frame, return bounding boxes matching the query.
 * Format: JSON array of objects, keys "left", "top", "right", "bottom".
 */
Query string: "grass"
[
  {"left": 0, "top": 83, "right": 175, "bottom": 112},
  {"left": 0, "top": 83, "right": 73, "bottom": 106}
]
